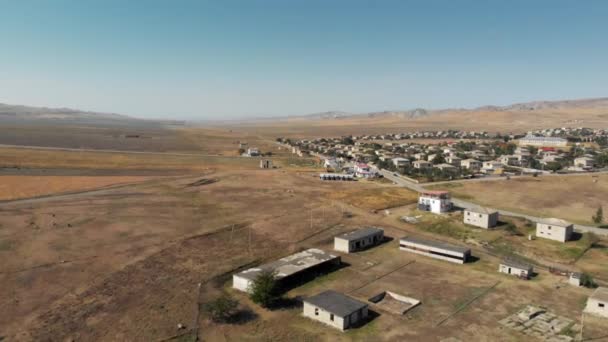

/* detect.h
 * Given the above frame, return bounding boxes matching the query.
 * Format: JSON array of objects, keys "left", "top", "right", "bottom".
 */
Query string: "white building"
[
  {"left": 445, "top": 156, "right": 462, "bottom": 167},
  {"left": 334, "top": 227, "right": 384, "bottom": 253},
  {"left": 518, "top": 135, "right": 568, "bottom": 147},
  {"left": 464, "top": 207, "right": 499, "bottom": 229},
  {"left": 461, "top": 159, "right": 482, "bottom": 171},
  {"left": 232, "top": 249, "right": 340, "bottom": 292},
  {"left": 260, "top": 159, "right": 272, "bottom": 169},
  {"left": 392, "top": 158, "right": 410, "bottom": 167},
  {"left": 418, "top": 191, "right": 452, "bottom": 214},
  {"left": 354, "top": 163, "right": 377, "bottom": 178},
  {"left": 247, "top": 147, "right": 260, "bottom": 156},
  {"left": 536, "top": 218, "right": 574, "bottom": 243},
  {"left": 499, "top": 259, "right": 533, "bottom": 279},
  {"left": 585, "top": 287, "right": 608, "bottom": 318},
  {"left": 399, "top": 236, "right": 471, "bottom": 264},
  {"left": 574, "top": 157, "right": 595, "bottom": 169},
  {"left": 303, "top": 290, "right": 369, "bottom": 331}
]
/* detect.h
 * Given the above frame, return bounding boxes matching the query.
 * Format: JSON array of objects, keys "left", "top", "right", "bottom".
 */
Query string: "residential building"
[
  {"left": 399, "top": 236, "right": 471, "bottom": 264},
  {"left": 445, "top": 156, "right": 462, "bottom": 167},
  {"left": 260, "top": 160, "right": 272, "bottom": 169},
  {"left": 461, "top": 159, "right": 482, "bottom": 171},
  {"left": 247, "top": 147, "right": 260, "bottom": 156},
  {"left": 392, "top": 158, "right": 410, "bottom": 167},
  {"left": 413, "top": 160, "right": 432, "bottom": 169},
  {"left": 518, "top": 135, "right": 568, "bottom": 147},
  {"left": 499, "top": 155, "right": 519, "bottom": 166},
  {"left": 418, "top": 191, "right": 452, "bottom": 214},
  {"left": 303, "top": 290, "right": 369, "bottom": 331},
  {"left": 585, "top": 287, "right": 608, "bottom": 318},
  {"left": 233, "top": 249, "right": 340, "bottom": 292},
  {"left": 574, "top": 157, "right": 595, "bottom": 169},
  {"left": 464, "top": 207, "right": 499, "bottom": 229},
  {"left": 334, "top": 227, "right": 384, "bottom": 253},
  {"left": 499, "top": 259, "right": 533, "bottom": 279},
  {"left": 536, "top": 218, "right": 574, "bottom": 243}
]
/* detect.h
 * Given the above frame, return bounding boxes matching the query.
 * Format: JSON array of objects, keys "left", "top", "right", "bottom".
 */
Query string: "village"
[{"left": 276, "top": 127, "right": 608, "bottom": 182}]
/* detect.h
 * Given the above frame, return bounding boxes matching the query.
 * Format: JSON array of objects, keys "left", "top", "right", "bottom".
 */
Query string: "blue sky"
[{"left": 1, "top": 0, "right": 607, "bottom": 119}]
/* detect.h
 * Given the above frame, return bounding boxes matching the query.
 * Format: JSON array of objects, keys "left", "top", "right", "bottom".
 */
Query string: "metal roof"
[
  {"left": 304, "top": 290, "right": 368, "bottom": 317},
  {"left": 234, "top": 248, "right": 339, "bottom": 281},
  {"left": 400, "top": 236, "right": 470, "bottom": 254},
  {"left": 335, "top": 227, "right": 384, "bottom": 242},
  {"left": 501, "top": 258, "right": 533, "bottom": 270}
]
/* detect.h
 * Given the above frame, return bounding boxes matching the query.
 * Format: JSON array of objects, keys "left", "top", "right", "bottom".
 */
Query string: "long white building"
[{"left": 399, "top": 236, "right": 471, "bottom": 264}]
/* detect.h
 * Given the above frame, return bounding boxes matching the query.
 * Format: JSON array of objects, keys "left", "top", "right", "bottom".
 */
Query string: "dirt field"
[
  {"left": 0, "top": 176, "right": 159, "bottom": 201},
  {"left": 326, "top": 186, "right": 419, "bottom": 211},
  {"left": 432, "top": 175, "right": 608, "bottom": 225}
]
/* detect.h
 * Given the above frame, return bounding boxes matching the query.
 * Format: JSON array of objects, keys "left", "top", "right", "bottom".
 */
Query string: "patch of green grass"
[{"left": 418, "top": 218, "right": 474, "bottom": 241}]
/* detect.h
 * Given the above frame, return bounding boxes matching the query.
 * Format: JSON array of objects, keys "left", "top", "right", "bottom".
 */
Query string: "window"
[
  {"left": 600, "top": 303, "right": 605, "bottom": 308},
  {"left": 330, "top": 314, "right": 334, "bottom": 321},
  {"left": 315, "top": 308, "right": 319, "bottom": 316}
]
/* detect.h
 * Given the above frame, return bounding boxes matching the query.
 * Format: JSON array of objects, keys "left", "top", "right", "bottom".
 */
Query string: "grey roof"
[
  {"left": 501, "top": 258, "right": 533, "bottom": 270},
  {"left": 589, "top": 287, "right": 608, "bottom": 302},
  {"left": 400, "top": 236, "right": 470, "bottom": 254},
  {"left": 465, "top": 206, "right": 498, "bottom": 215},
  {"left": 537, "top": 218, "right": 572, "bottom": 227},
  {"left": 336, "top": 227, "right": 384, "bottom": 242},
  {"left": 304, "top": 290, "right": 368, "bottom": 317},
  {"left": 235, "top": 248, "right": 339, "bottom": 281}
]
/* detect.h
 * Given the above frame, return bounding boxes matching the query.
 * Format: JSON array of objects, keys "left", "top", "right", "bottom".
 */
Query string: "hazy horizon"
[{"left": 2, "top": 0, "right": 608, "bottom": 120}]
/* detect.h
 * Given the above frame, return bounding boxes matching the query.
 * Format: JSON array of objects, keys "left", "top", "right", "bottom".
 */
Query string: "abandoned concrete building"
[
  {"left": 585, "top": 287, "right": 608, "bottom": 318},
  {"left": 303, "top": 290, "right": 369, "bottom": 331},
  {"left": 418, "top": 191, "right": 452, "bottom": 214},
  {"left": 232, "top": 248, "right": 340, "bottom": 292},
  {"left": 319, "top": 173, "right": 354, "bottom": 181},
  {"left": 536, "top": 218, "right": 574, "bottom": 243},
  {"left": 463, "top": 207, "right": 499, "bottom": 229},
  {"left": 334, "top": 227, "right": 384, "bottom": 253},
  {"left": 259, "top": 159, "right": 272, "bottom": 168},
  {"left": 499, "top": 259, "right": 533, "bottom": 279},
  {"left": 399, "top": 236, "right": 471, "bottom": 264}
]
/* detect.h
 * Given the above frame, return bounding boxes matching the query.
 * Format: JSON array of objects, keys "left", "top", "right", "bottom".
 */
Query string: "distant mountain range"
[{"left": 0, "top": 103, "right": 185, "bottom": 127}]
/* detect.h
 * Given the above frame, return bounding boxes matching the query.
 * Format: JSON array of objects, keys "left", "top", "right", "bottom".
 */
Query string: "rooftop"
[
  {"left": 235, "top": 248, "right": 339, "bottom": 281},
  {"left": 421, "top": 190, "right": 449, "bottom": 196},
  {"left": 304, "top": 290, "right": 368, "bottom": 317},
  {"left": 589, "top": 287, "right": 608, "bottom": 302},
  {"left": 538, "top": 218, "right": 572, "bottom": 227},
  {"left": 400, "top": 236, "right": 470, "bottom": 254},
  {"left": 335, "top": 227, "right": 384, "bottom": 242},
  {"left": 466, "top": 206, "right": 498, "bottom": 215},
  {"left": 501, "top": 258, "right": 533, "bottom": 270}
]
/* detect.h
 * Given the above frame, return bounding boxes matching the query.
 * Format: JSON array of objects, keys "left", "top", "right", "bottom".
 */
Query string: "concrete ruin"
[
  {"left": 368, "top": 291, "right": 420, "bottom": 315},
  {"left": 498, "top": 305, "right": 578, "bottom": 342}
]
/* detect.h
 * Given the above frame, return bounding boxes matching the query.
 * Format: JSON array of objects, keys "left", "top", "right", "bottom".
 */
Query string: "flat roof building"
[
  {"left": 233, "top": 249, "right": 340, "bottom": 292},
  {"left": 585, "top": 287, "right": 608, "bottom": 319},
  {"left": 303, "top": 290, "right": 369, "bottom": 331},
  {"left": 399, "top": 236, "right": 471, "bottom": 264},
  {"left": 464, "top": 207, "right": 499, "bottom": 229},
  {"left": 536, "top": 218, "right": 574, "bottom": 243},
  {"left": 418, "top": 191, "right": 452, "bottom": 214},
  {"left": 334, "top": 227, "right": 384, "bottom": 253},
  {"left": 499, "top": 259, "right": 533, "bottom": 279}
]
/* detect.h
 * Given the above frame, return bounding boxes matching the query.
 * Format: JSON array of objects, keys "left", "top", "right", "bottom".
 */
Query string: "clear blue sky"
[{"left": 1, "top": 0, "right": 607, "bottom": 119}]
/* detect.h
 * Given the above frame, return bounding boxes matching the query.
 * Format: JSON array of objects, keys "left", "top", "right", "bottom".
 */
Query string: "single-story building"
[
  {"left": 569, "top": 272, "right": 582, "bottom": 287},
  {"left": 463, "top": 207, "right": 499, "bottom": 229},
  {"left": 303, "top": 290, "right": 369, "bottom": 331},
  {"left": 232, "top": 248, "right": 341, "bottom": 292},
  {"left": 584, "top": 287, "right": 608, "bottom": 318},
  {"left": 247, "top": 147, "right": 260, "bottom": 156},
  {"left": 334, "top": 227, "right": 384, "bottom": 253},
  {"left": 399, "top": 236, "right": 471, "bottom": 264},
  {"left": 418, "top": 191, "right": 452, "bottom": 214},
  {"left": 574, "top": 157, "right": 595, "bottom": 169},
  {"left": 536, "top": 218, "right": 574, "bottom": 243},
  {"left": 499, "top": 259, "right": 533, "bottom": 279},
  {"left": 320, "top": 173, "right": 354, "bottom": 181}
]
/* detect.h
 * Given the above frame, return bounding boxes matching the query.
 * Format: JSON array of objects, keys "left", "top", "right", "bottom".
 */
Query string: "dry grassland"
[
  {"left": 432, "top": 175, "right": 608, "bottom": 225},
  {"left": 327, "top": 186, "right": 419, "bottom": 211},
  {"left": 0, "top": 176, "right": 157, "bottom": 201}
]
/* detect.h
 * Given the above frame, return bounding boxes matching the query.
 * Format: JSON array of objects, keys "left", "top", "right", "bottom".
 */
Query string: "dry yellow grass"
[
  {"left": 327, "top": 186, "right": 418, "bottom": 211},
  {"left": 0, "top": 176, "right": 157, "bottom": 200},
  {"left": 437, "top": 174, "right": 608, "bottom": 225}
]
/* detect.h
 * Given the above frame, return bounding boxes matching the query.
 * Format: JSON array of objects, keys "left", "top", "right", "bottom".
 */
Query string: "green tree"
[
  {"left": 592, "top": 206, "right": 604, "bottom": 224},
  {"left": 580, "top": 273, "right": 598, "bottom": 289},
  {"left": 203, "top": 294, "right": 239, "bottom": 323},
  {"left": 432, "top": 154, "right": 446, "bottom": 165},
  {"left": 249, "top": 270, "right": 280, "bottom": 308}
]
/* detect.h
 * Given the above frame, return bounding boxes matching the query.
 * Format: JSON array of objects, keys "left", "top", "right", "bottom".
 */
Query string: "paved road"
[{"left": 380, "top": 169, "right": 608, "bottom": 237}]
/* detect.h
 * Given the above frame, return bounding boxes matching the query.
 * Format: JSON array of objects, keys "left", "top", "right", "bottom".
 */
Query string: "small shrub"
[
  {"left": 249, "top": 270, "right": 280, "bottom": 308},
  {"left": 580, "top": 273, "right": 598, "bottom": 289},
  {"left": 203, "top": 294, "right": 239, "bottom": 323}
]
